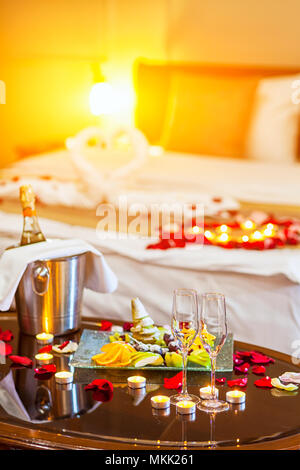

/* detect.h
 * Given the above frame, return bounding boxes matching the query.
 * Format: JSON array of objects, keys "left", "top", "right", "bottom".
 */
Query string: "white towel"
[{"left": 0, "top": 238, "right": 118, "bottom": 311}]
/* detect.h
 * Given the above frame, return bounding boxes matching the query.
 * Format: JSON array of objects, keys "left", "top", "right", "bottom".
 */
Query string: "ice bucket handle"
[{"left": 31, "top": 261, "right": 50, "bottom": 296}]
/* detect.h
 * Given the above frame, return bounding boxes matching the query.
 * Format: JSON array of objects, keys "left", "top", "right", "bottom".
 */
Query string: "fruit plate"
[{"left": 70, "top": 330, "right": 233, "bottom": 373}]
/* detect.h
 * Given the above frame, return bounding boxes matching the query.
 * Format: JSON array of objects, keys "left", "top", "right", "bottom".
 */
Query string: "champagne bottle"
[{"left": 19, "top": 185, "right": 46, "bottom": 246}]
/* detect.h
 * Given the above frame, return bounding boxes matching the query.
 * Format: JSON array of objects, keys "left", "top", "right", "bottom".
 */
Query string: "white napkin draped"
[{"left": 0, "top": 238, "right": 118, "bottom": 311}]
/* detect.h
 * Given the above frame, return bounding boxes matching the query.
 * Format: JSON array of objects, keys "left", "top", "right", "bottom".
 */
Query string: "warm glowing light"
[
  {"left": 151, "top": 395, "right": 171, "bottom": 409},
  {"left": 177, "top": 400, "right": 194, "bottom": 408},
  {"left": 176, "top": 400, "right": 196, "bottom": 414},
  {"left": 149, "top": 145, "right": 164, "bottom": 157},
  {"left": 204, "top": 230, "right": 214, "bottom": 240},
  {"left": 192, "top": 225, "right": 201, "bottom": 234},
  {"left": 35, "top": 353, "right": 53, "bottom": 364},
  {"left": 89, "top": 82, "right": 116, "bottom": 115},
  {"left": 220, "top": 224, "right": 228, "bottom": 233},
  {"left": 218, "top": 233, "right": 229, "bottom": 243},
  {"left": 263, "top": 228, "right": 274, "bottom": 237},
  {"left": 199, "top": 385, "right": 219, "bottom": 399},
  {"left": 36, "top": 332, "right": 53, "bottom": 344},
  {"left": 55, "top": 371, "right": 73, "bottom": 384},
  {"left": 242, "top": 235, "right": 249, "bottom": 242},
  {"left": 267, "top": 223, "right": 274, "bottom": 230},
  {"left": 127, "top": 376, "right": 146, "bottom": 389},
  {"left": 226, "top": 390, "right": 246, "bottom": 404},
  {"left": 241, "top": 220, "right": 255, "bottom": 230},
  {"left": 251, "top": 230, "right": 264, "bottom": 241}
]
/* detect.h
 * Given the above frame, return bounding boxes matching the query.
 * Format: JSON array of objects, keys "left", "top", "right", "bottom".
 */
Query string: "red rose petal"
[
  {"left": 0, "top": 329, "right": 14, "bottom": 342},
  {"left": 234, "top": 362, "right": 250, "bottom": 374},
  {"left": 99, "top": 321, "right": 113, "bottom": 331},
  {"left": 233, "top": 354, "right": 244, "bottom": 366},
  {"left": 254, "top": 376, "right": 273, "bottom": 388},
  {"left": 252, "top": 365, "right": 266, "bottom": 375},
  {"left": 164, "top": 371, "right": 183, "bottom": 390},
  {"left": 123, "top": 322, "right": 133, "bottom": 332},
  {"left": 250, "top": 352, "right": 274, "bottom": 364},
  {"left": 9, "top": 355, "right": 33, "bottom": 368},
  {"left": 84, "top": 379, "right": 114, "bottom": 402},
  {"left": 0, "top": 343, "right": 12, "bottom": 356},
  {"left": 38, "top": 345, "right": 52, "bottom": 354},
  {"left": 34, "top": 364, "right": 56, "bottom": 380},
  {"left": 235, "top": 350, "right": 253, "bottom": 359},
  {"left": 227, "top": 377, "right": 248, "bottom": 388},
  {"left": 58, "top": 340, "right": 70, "bottom": 351},
  {"left": 216, "top": 377, "right": 226, "bottom": 384}
]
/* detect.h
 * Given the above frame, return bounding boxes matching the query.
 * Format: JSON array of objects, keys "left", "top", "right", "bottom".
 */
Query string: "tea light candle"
[
  {"left": 35, "top": 353, "right": 53, "bottom": 365},
  {"left": 151, "top": 395, "right": 170, "bottom": 410},
  {"left": 199, "top": 386, "right": 219, "bottom": 400},
  {"left": 127, "top": 376, "right": 146, "bottom": 389},
  {"left": 250, "top": 230, "right": 264, "bottom": 241},
  {"left": 217, "top": 233, "right": 229, "bottom": 243},
  {"left": 36, "top": 332, "right": 54, "bottom": 345},
  {"left": 55, "top": 371, "right": 73, "bottom": 384},
  {"left": 176, "top": 400, "right": 196, "bottom": 415},
  {"left": 241, "top": 220, "right": 256, "bottom": 230},
  {"left": 226, "top": 390, "right": 246, "bottom": 404}
]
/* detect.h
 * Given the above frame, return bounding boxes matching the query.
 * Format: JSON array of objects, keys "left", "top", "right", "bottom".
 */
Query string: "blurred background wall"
[{"left": 1, "top": 0, "right": 300, "bottom": 166}]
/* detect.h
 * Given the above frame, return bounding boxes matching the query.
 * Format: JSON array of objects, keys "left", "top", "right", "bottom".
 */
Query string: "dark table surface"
[{"left": 0, "top": 312, "right": 299, "bottom": 450}]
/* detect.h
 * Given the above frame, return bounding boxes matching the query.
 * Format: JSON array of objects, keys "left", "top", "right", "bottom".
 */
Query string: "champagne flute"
[
  {"left": 198, "top": 293, "right": 229, "bottom": 413},
  {"left": 170, "top": 288, "right": 200, "bottom": 405}
]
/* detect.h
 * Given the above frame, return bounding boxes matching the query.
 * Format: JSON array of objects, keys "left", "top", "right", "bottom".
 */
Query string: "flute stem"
[
  {"left": 210, "top": 355, "right": 217, "bottom": 399},
  {"left": 182, "top": 350, "right": 188, "bottom": 395}
]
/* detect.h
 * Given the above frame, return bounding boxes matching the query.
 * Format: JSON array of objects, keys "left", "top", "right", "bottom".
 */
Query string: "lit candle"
[
  {"left": 127, "top": 376, "right": 146, "bottom": 389},
  {"left": 151, "top": 395, "right": 170, "bottom": 410},
  {"left": 186, "top": 225, "right": 203, "bottom": 235},
  {"left": 226, "top": 390, "right": 246, "bottom": 404},
  {"left": 176, "top": 400, "right": 196, "bottom": 415},
  {"left": 263, "top": 228, "right": 274, "bottom": 237},
  {"left": 216, "top": 224, "right": 230, "bottom": 234},
  {"left": 36, "top": 332, "right": 54, "bottom": 345},
  {"left": 199, "top": 386, "right": 219, "bottom": 400},
  {"left": 251, "top": 230, "right": 264, "bottom": 241},
  {"left": 217, "top": 233, "right": 229, "bottom": 243},
  {"left": 35, "top": 353, "right": 53, "bottom": 365},
  {"left": 241, "top": 220, "right": 256, "bottom": 230},
  {"left": 55, "top": 371, "right": 74, "bottom": 384},
  {"left": 204, "top": 230, "right": 215, "bottom": 240}
]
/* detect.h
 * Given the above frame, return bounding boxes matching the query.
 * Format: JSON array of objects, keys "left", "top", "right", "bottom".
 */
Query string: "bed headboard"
[{"left": 134, "top": 60, "right": 300, "bottom": 147}]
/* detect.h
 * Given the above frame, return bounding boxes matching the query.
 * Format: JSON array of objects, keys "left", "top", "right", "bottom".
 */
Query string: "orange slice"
[
  {"left": 92, "top": 350, "right": 121, "bottom": 365},
  {"left": 101, "top": 341, "right": 126, "bottom": 352}
]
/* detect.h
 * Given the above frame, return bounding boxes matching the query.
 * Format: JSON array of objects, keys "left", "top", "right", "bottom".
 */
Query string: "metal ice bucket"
[{"left": 15, "top": 253, "right": 86, "bottom": 336}]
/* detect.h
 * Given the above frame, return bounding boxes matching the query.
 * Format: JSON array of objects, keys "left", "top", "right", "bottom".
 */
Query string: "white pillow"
[{"left": 246, "top": 74, "right": 300, "bottom": 163}]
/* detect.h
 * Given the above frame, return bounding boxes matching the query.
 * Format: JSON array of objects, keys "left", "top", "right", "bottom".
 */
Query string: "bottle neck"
[{"left": 21, "top": 205, "right": 46, "bottom": 245}]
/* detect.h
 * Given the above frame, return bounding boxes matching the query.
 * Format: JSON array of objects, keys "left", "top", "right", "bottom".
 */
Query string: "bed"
[{"left": 1, "top": 62, "right": 300, "bottom": 355}]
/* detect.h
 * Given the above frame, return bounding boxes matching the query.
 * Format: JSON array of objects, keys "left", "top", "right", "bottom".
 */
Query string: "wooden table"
[{"left": 0, "top": 313, "right": 300, "bottom": 450}]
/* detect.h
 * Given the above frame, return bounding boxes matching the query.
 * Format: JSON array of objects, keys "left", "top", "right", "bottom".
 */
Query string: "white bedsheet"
[
  {"left": 1, "top": 148, "right": 300, "bottom": 207},
  {"left": 1, "top": 211, "right": 300, "bottom": 355}
]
